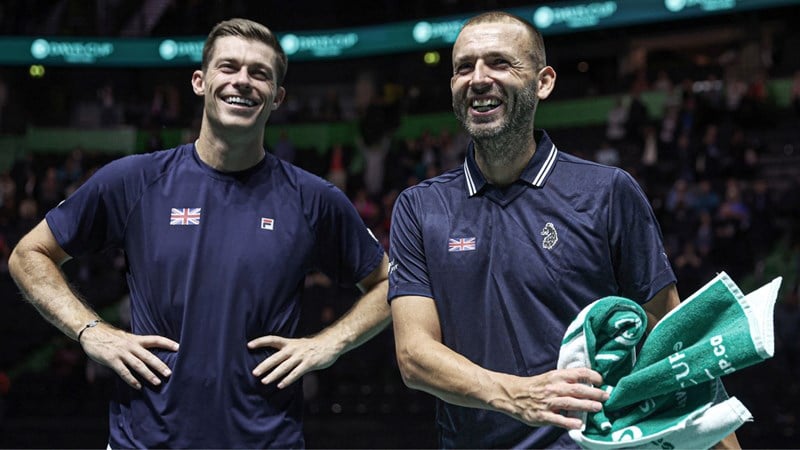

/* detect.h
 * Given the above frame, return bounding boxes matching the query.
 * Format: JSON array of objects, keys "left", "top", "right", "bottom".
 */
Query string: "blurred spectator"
[
  {"left": 318, "top": 89, "right": 343, "bottom": 122},
  {"left": 695, "top": 124, "right": 726, "bottom": 181},
  {"left": 6, "top": 197, "right": 39, "bottom": 246},
  {"left": 724, "top": 75, "right": 748, "bottom": 119},
  {"left": 326, "top": 143, "right": 350, "bottom": 193},
  {"left": 673, "top": 241, "right": 709, "bottom": 298},
  {"left": 713, "top": 180, "right": 752, "bottom": 278},
  {"left": 148, "top": 83, "right": 181, "bottom": 127},
  {"left": 272, "top": 130, "right": 296, "bottom": 163},
  {"left": 625, "top": 89, "right": 650, "bottom": 147},
  {"left": 57, "top": 148, "right": 84, "bottom": 187},
  {"left": 692, "top": 179, "right": 721, "bottom": 215},
  {"left": 605, "top": 96, "right": 628, "bottom": 143},
  {"left": 640, "top": 124, "right": 664, "bottom": 183},
  {"left": 652, "top": 70, "right": 673, "bottom": 93},
  {"left": 36, "top": 167, "right": 63, "bottom": 213},
  {"left": 727, "top": 129, "right": 759, "bottom": 180},
  {"left": 739, "top": 70, "right": 771, "bottom": 128},
  {"left": 594, "top": 140, "right": 620, "bottom": 166},
  {"left": 695, "top": 210, "right": 715, "bottom": 259},
  {"left": 352, "top": 187, "right": 380, "bottom": 227},
  {"left": 97, "top": 83, "right": 123, "bottom": 127},
  {"left": 10, "top": 153, "right": 35, "bottom": 201}
]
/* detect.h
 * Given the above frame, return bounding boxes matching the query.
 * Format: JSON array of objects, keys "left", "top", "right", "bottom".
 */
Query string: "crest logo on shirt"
[
  {"left": 261, "top": 217, "right": 275, "bottom": 230},
  {"left": 541, "top": 222, "right": 558, "bottom": 250},
  {"left": 170, "top": 208, "right": 201, "bottom": 225},
  {"left": 448, "top": 237, "right": 476, "bottom": 252}
]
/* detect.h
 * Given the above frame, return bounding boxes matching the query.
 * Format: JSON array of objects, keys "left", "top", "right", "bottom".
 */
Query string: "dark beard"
[{"left": 453, "top": 83, "right": 538, "bottom": 166}]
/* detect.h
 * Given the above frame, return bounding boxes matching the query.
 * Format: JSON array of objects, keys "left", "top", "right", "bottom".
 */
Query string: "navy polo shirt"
[
  {"left": 389, "top": 130, "right": 675, "bottom": 449},
  {"left": 46, "top": 143, "right": 384, "bottom": 449}
]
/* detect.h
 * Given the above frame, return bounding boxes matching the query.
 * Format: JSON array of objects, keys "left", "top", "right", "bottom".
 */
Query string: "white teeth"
[
  {"left": 472, "top": 98, "right": 499, "bottom": 107},
  {"left": 224, "top": 96, "right": 256, "bottom": 106}
]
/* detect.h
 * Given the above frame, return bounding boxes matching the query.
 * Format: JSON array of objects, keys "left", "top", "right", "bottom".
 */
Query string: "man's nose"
[
  {"left": 469, "top": 61, "right": 491, "bottom": 90},
  {"left": 233, "top": 68, "right": 252, "bottom": 89}
]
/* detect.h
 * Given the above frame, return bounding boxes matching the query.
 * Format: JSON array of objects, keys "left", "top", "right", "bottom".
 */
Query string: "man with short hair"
[
  {"left": 388, "top": 11, "right": 739, "bottom": 449},
  {"left": 9, "top": 18, "right": 390, "bottom": 449}
]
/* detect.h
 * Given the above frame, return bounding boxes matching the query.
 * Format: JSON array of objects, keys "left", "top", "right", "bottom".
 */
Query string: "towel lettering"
[
  {"left": 710, "top": 335, "right": 736, "bottom": 375},
  {"left": 668, "top": 346, "right": 691, "bottom": 382}
]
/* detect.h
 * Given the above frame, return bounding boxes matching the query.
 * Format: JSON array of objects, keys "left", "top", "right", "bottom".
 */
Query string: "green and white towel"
[{"left": 557, "top": 272, "right": 781, "bottom": 449}]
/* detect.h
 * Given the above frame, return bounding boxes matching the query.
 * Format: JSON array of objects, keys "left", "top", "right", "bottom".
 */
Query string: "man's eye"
[{"left": 455, "top": 64, "right": 473, "bottom": 75}]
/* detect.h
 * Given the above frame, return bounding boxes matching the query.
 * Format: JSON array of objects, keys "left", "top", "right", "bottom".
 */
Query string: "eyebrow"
[
  {"left": 216, "top": 58, "right": 271, "bottom": 71},
  {"left": 453, "top": 50, "right": 511, "bottom": 64}
]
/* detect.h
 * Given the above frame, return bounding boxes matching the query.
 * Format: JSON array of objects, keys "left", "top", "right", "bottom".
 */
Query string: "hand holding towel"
[{"left": 557, "top": 272, "right": 781, "bottom": 449}]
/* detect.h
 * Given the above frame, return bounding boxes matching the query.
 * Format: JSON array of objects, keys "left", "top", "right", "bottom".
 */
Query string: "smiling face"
[
  {"left": 191, "top": 35, "right": 285, "bottom": 139},
  {"left": 451, "top": 20, "right": 552, "bottom": 142}
]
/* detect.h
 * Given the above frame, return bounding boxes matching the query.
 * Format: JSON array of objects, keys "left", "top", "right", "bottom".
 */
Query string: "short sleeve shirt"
[{"left": 46, "top": 143, "right": 384, "bottom": 449}]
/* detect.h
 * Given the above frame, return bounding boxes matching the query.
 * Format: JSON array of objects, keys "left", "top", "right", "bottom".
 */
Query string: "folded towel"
[{"left": 557, "top": 272, "right": 781, "bottom": 449}]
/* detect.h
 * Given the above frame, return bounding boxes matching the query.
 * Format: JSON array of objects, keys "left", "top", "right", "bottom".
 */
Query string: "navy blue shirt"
[
  {"left": 389, "top": 130, "right": 675, "bottom": 449},
  {"left": 46, "top": 143, "right": 384, "bottom": 449}
]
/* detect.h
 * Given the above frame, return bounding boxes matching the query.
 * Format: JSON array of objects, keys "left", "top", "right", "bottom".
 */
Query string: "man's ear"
[
  {"left": 191, "top": 70, "right": 205, "bottom": 96},
  {"left": 536, "top": 66, "right": 557, "bottom": 100},
  {"left": 271, "top": 86, "right": 286, "bottom": 110}
]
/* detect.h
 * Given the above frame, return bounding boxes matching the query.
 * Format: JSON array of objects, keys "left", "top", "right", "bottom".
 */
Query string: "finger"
[
  {"left": 131, "top": 347, "right": 173, "bottom": 378},
  {"left": 562, "top": 383, "right": 610, "bottom": 402},
  {"left": 252, "top": 349, "right": 291, "bottom": 377},
  {"left": 559, "top": 368, "right": 604, "bottom": 386},
  {"left": 137, "top": 335, "right": 180, "bottom": 351},
  {"left": 108, "top": 360, "right": 142, "bottom": 390},
  {"left": 122, "top": 352, "right": 163, "bottom": 386},
  {"left": 549, "top": 396, "right": 604, "bottom": 414},
  {"left": 260, "top": 358, "right": 300, "bottom": 386},
  {"left": 248, "top": 335, "right": 287, "bottom": 350},
  {"left": 275, "top": 363, "right": 308, "bottom": 389},
  {"left": 536, "top": 410, "right": 585, "bottom": 430}
]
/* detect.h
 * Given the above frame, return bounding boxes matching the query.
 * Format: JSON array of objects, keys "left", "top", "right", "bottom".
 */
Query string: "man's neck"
[
  {"left": 195, "top": 130, "right": 265, "bottom": 172},
  {"left": 474, "top": 135, "right": 536, "bottom": 188}
]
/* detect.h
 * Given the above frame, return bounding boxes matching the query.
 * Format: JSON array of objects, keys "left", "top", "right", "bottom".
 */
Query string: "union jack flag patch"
[
  {"left": 170, "top": 208, "right": 201, "bottom": 225},
  {"left": 448, "top": 237, "right": 476, "bottom": 252}
]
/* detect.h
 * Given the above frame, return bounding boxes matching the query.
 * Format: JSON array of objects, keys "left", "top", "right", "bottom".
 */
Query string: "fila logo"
[
  {"left": 541, "top": 222, "right": 558, "bottom": 250},
  {"left": 261, "top": 217, "right": 275, "bottom": 230}
]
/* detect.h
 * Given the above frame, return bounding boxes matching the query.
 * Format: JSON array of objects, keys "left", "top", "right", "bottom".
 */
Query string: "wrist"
[{"left": 77, "top": 319, "right": 103, "bottom": 342}]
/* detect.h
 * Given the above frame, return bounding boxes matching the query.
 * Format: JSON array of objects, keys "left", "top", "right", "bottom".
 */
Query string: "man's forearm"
[
  {"left": 9, "top": 229, "right": 97, "bottom": 340},
  {"left": 314, "top": 279, "right": 391, "bottom": 356}
]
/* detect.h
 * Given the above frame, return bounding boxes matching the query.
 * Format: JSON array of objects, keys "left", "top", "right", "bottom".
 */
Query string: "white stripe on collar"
[
  {"left": 463, "top": 158, "right": 477, "bottom": 196},
  {"left": 532, "top": 144, "right": 557, "bottom": 187}
]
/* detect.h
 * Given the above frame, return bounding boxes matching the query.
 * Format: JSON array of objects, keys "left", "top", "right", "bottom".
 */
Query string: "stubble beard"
[{"left": 454, "top": 83, "right": 539, "bottom": 166}]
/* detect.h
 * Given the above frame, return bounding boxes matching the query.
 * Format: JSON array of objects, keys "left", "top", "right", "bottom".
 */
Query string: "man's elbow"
[
  {"left": 8, "top": 243, "right": 28, "bottom": 282},
  {"left": 395, "top": 343, "right": 429, "bottom": 390}
]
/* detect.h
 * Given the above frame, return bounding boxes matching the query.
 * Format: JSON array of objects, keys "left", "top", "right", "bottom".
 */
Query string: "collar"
[{"left": 463, "top": 129, "right": 559, "bottom": 197}]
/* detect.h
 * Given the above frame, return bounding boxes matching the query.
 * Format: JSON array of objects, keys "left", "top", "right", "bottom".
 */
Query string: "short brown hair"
[
  {"left": 461, "top": 11, "right": 546, "bottom": 69},
  {"left": 201, "top": 18, "right": 288, "bottom": 86}
]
